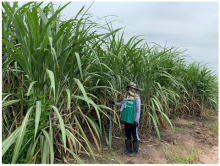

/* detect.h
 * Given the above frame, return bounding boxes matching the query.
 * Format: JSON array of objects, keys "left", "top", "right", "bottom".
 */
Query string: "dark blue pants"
[{"left": 124, "top": 122, "right": 138, "bottom": 142}]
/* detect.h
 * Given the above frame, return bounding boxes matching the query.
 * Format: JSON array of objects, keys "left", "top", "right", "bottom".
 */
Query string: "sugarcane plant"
[
  {"left": 2, "top": 1, "right": 218, "bottom": 164},
  {"left": 2, "top": 1, "right": 121, "bottom": 163}
]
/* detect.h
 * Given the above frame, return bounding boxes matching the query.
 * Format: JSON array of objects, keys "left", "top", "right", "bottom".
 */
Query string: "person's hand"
[
  {"left": 109, "top": 100, "right": 115, "bottom": 105},
  {"left": 133, "top": 121, "right": 138, "bottom": 127}
]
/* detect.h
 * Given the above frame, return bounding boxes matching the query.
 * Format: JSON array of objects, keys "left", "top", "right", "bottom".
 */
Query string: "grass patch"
[
  {"left": 96, "top": 150, "right": 121, "bottom": 164},
  {"left": 205, "top": 121, "right": 218, "bottom": 133},
  {"left": 174, "top": 127, "right": 185, "bottom": 132},
  {"left": 166, "top": 146, "right": 198, "bottom": 164},
  {"left": 213, "top": 122, "right": 218, "bottom": 133}
]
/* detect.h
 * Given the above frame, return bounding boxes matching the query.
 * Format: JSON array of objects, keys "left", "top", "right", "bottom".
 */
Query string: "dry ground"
[{"left": 78, "top": 114, "right": 218, "bottom": 164}]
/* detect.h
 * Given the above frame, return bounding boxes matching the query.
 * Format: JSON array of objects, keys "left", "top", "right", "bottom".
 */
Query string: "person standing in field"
[{"left": 109, "top": 82, "right": 141, "bottom": 157}]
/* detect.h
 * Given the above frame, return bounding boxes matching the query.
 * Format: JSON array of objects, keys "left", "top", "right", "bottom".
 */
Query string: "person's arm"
[
  {"left": 135, "top": 98, "right": 141, "bottom": 124},
  {"left": 109, "top": 98, "right": 125, "bottom": 107},
  {"left": 114, "top": 102, "right": 122, "bottom": 107}
]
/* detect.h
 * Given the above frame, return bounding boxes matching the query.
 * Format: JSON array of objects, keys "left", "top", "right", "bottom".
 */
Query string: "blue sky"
[{"left": 16, "top": 1, "right": 219, "bottom": 75}]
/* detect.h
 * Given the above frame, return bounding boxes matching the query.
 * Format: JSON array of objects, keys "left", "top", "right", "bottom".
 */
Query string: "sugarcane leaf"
[
  {"left": 77, "top": 106, "right": 101, "bottom": 153},
  {"left": 2, "top": 99, "right": 21, "bottom": 108},
  {"left": 34, "top": 101, "right": 41, "bottom": 139},
  {"left": 42, "top": 129, "right": 54, "bottom": 164},
  {"left": 72, "top": 95, "right": 100, "bottom": 126},
  {"left": 62, "top": 146, "right": 84, "bottom": 164},
  {"left": 49, "top": 105, "right": 66, "bottom": 152},
  {"left": 65, "top": 129, "right": 77, "bottom": 154},
  {"left": 64, "top": 127, "right": 91, "bottom": 156},
  {"left": 41, "top": 139, "right": 47, "bottom": 164},
  {"left": 27, "top": 81, "right": 37, "bottom": 97},
  {"left": 2, "top": 127, "right": 21, "bottom": 156},
  {"left": 26, "top": 131, "right": 42, "bottom": 163},
  {"left": 2, "top": 40, "right": 23, "bottom": 57},
  {"left": 75, "top": 52, "right": 83, "bottom": 80},
  {"left": 73, "top": 115, "right": 96, "bottom": 163},
  {"left": 84, "top": 115, "right": 100, "bottom": 140},
  {"left": 148, "top": 112, "right": 161, "bottom": 143},
  {"left": 46, "top": 69, "right": 56, "bottom": 101},
  {"left": 11, "top": 106, "right": 34, "bottom": 164},
  {"left": 2, "top": 93, "right": 13, "bottom": 102},
  {"left": 53, "top": 19, "right": 73, "bottom": 44},
  {"left": 49, "top": 116, "right": 53, "bottom": 145},
  {"left": 73, "top": 78, "right": 89, "bottom": 108},
  {"left": 65, "top": 89, "right": 71, "bottom": 111},
  {"left": 159, "top": 111, "right": 174, "bottom": 133}
]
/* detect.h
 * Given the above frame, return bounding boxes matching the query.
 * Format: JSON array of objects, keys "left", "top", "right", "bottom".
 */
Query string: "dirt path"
[{"left": 80, "top": 115, "right": 218, "bottom": 164}]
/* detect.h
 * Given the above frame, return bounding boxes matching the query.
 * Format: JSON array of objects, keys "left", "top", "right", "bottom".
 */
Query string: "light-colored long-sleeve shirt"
[{"left": 114, "top": 97, "right": 141, "bottom": 126}]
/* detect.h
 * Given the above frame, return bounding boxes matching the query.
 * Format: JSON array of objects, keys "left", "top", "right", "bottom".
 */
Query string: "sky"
[{"left": 15, "top": 1, "right": 219, "bottom": 75}]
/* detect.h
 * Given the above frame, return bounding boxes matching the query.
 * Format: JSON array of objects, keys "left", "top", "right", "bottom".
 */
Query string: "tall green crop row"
[
  {"left": 2, "top": 2, "right": 120, "bottom": 164},
  {"left": 2, "top": 2, "right": 218, "bottom": 164}
]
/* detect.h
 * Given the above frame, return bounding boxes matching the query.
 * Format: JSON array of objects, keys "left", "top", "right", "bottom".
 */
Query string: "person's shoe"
[
  {"left": 123, "top": 139, "right": 132, "bottom": 155},
  {"left": 130, "top": 141, "right": 139, "bottom": 157}
]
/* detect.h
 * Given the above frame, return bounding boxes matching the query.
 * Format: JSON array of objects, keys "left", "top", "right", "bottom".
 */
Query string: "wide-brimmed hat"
[{"left": 126, "top": 82, "right": 139, "bottom": 91}]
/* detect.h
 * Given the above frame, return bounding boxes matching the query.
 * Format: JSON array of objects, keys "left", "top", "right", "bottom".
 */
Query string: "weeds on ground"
[
  {"left": 174, "top": 127, "right": 185, "bottom": 132},
  {"left": 96, "top": 150, "right": 121, "bottom": 164},
  {"left": 213, "top": 122, "right": 218, "bottom": 133},
  {"left": 71, "top": 161, "right": 77, "bottom": 164},
  {"left": 166, "top": 146, "right": 198, "bottom": 164},
  {"left": 205, "top": 121, "right": 218, "bottom": 134}
]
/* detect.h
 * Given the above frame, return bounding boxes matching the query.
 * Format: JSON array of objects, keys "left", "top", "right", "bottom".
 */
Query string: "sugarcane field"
[{"left": 2, "top": 1, "right": 219, "bottom": 164}]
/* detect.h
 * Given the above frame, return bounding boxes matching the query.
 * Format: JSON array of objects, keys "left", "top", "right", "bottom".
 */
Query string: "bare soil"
[{"left": 79, "top": 114, "right": 218, "bottom": 164}]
